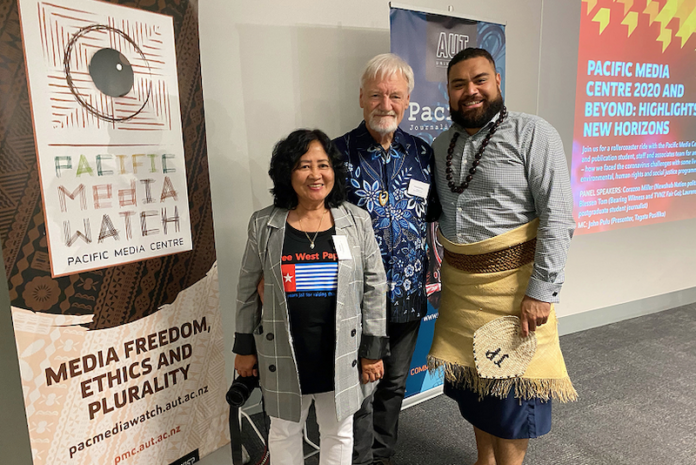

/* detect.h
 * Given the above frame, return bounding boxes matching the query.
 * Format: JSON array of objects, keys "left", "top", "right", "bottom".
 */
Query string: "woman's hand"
[
  {"left": 360, "top": 358, "right": 384, "bottom": 384},
  {"left": 235, "top": 354, "right": 258, "bottom": 378}
]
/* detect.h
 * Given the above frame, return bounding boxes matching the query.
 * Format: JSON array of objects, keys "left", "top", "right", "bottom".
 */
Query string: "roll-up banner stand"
[{"left": 1, "top": 0, "right": 228, "bottom": 463}]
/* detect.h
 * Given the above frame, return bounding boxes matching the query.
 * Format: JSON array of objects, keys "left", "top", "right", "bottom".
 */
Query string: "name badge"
[
  {"left": 407, "top": 179, "right": 430, "bottom": 199},
  {"left": 332, "top": 235, "right": 352, "bottom": 260},
  {"left": 333, "top": 236, "right": 353, "bottom": 260}
]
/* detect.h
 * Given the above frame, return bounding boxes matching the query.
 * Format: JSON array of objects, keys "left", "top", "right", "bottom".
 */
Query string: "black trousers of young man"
[{"left": 352, "top": 319, "right": 421, "bottom": 465}]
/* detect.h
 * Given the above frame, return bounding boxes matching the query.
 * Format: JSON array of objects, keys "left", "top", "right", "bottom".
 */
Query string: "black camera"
[{"left": 226, "top": 375, "right": 259, "bottom": 407}]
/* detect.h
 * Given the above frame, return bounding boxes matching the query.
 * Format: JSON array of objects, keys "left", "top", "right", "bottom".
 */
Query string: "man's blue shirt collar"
[{"left": 354, "top": 121, "right": 407, "bottom": 160}]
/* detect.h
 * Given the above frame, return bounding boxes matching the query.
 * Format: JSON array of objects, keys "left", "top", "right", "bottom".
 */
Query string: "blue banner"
[{"left": 389, "top": 6, "right": 506, "bottom": 398}]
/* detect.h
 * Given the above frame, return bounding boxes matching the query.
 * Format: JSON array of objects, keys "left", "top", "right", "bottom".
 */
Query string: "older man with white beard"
[{"left": 333, "top": 54, "right": 434, "bottom": 465}]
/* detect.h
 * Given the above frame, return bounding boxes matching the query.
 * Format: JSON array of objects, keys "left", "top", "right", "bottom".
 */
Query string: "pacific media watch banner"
[
  {"left": 1, "top": 0, "right": 228, "bottom": 464},
  {"left": 389, "top": 7, "right": 506, "bottom": 398}
]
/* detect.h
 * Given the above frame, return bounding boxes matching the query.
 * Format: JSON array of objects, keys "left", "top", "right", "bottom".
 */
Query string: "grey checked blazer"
[{"left": 233, "top": 202, "right": 388, "bottom": 422}]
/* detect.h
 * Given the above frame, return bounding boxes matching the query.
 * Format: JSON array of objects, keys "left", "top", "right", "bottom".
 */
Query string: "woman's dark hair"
[{"left": 268, "top": 129, "right": 347, "bottom": 209}]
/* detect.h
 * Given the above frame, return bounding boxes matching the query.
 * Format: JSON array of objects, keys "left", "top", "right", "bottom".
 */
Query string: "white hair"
[{"left": 360, "top": 53, "right": 415, "bottom": 93}]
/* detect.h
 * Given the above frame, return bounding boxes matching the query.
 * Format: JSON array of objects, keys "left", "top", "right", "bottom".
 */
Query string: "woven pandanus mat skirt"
[{"left": 428, "top": 218, "right": 577, "bottom": 404}]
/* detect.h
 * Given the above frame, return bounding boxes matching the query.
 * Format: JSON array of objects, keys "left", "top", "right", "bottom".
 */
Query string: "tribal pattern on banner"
[
  {"left": 571, "top": 0, "right": 696, "bottom": 235},
  {"left": 20, "top": 0, "right": 193, "bottom": 277},
  {"left": 389, "top": 7, "right": 506, "bottom": 398},
  {"left": 0, "top": 0, "right": 228, "bottom": 464}
]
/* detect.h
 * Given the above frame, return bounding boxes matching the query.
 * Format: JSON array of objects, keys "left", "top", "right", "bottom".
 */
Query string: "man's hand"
[
  {"left": 235, "top": 354, "right": 258, "bottom": 378},
  {"left": 360, "top": 358, "right": 384, "bottom": 384},
  {"left": 519, "top": 295, "right": 551, "bottom": 337},
  {"left": 257, "top": 277, "right": 264, "bottom": 304}
]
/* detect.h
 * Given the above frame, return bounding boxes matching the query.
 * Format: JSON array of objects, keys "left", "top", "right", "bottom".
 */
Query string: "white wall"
[{"left": 198, "top": 0, "right": 696, "bottom": 381}]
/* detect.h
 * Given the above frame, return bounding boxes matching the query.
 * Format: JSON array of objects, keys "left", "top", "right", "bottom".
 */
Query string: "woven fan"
[{"left": 473, "top": 316, "right": 537, "bottom": 379}]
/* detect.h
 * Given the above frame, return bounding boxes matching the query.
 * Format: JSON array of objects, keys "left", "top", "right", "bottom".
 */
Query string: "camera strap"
[
  {"left": 228, "top": 386, "right": 270, "bottom": 465},
  {"left": 229, "top": 404, "right": 244, "bottom": 465},
  {"left": 257, "top": 397, "right": 270, "bottom": 465}
]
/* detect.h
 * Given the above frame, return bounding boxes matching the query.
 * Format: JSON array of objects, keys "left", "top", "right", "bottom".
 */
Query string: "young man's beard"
[{"left": 450, "top": 94, "right": 504, "bottom": 130}]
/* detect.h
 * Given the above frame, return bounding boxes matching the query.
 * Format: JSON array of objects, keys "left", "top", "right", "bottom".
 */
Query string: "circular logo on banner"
[
  {"left": 64, "top": 24, "right": 152, "bottom": 122},
  {"left": 89, "top": 47, "right": 134, "bottom": 97}
]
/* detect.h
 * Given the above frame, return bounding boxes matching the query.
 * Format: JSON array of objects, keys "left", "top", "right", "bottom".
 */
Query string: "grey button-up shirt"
[{"left": 432, "top": 111, "right": 574, "bottom": 302}]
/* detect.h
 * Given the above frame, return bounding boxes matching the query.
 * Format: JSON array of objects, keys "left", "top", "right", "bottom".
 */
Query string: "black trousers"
[{"left": 352, "top": 319, "right": 421, "bottom": 464}]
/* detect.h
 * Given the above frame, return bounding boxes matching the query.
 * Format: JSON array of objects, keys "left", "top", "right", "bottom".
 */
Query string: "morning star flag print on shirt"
[
  {"left": 282, "top": 263, "right": 339, "bottom": 293},
  {"left": 280, "top": 225, "right": 339, "bottom": 394}
]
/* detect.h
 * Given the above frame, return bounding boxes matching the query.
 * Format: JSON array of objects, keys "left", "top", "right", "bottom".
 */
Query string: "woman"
[{"left": 233, "top": 129, "right": 388, "bottom": 465}]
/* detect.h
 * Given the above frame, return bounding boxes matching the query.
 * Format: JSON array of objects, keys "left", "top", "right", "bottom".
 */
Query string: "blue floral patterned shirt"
[{"left": 334, "top": 122, "right": 434, "bottom": 323}]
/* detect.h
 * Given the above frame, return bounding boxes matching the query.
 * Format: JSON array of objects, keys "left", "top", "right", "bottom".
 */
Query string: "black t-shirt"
[{"left": 282, "top": 223, "right": 338, "bottom": 394}]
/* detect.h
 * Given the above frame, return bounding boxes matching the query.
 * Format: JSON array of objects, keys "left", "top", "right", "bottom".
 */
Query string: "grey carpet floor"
[
  {"left": 391, "top": 304, "right": 696, "bottom": 465},
  {"left": 298, "top": 304, "right": 696, "bottom": 464}
]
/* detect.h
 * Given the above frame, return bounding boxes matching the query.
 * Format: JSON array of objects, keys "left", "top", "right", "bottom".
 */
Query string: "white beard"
[{"left": 368, "top": 114, "right": 398, "bottom": 135}]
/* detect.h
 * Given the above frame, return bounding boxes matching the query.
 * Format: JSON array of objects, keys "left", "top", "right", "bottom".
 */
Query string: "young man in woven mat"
[{"left": 427, "top": 47, "right": 577, "bottom": 465}]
